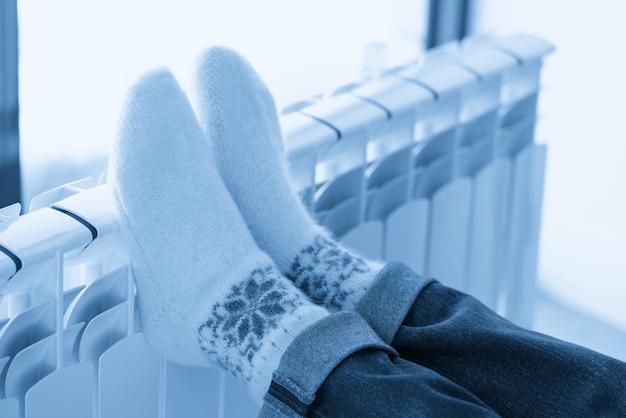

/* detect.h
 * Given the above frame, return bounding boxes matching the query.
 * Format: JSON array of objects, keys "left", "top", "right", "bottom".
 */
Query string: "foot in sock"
[
  {"left": 193, "top": 47, "right": 383, "bottom": 312},
  {"left": 108, "top": 69, "right": 328, "bottom": 402}
]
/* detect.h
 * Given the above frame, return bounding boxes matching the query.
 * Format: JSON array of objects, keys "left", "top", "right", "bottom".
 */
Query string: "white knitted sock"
[
  {"left": 193, "top": 47, "right": 382, "bottom": 312},
  {"left": 108, "top": 69, "right": 328, "bottom": 403}
]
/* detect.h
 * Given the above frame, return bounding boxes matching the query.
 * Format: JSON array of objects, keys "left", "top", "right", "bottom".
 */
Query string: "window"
[{"left": 16, "top": 0, "right": 429, "bottom": 205}]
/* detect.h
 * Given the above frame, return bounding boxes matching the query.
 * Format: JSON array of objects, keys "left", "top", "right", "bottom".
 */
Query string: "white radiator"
[{"left": 0, "top": 33, "right": 553, "bottom": 417}]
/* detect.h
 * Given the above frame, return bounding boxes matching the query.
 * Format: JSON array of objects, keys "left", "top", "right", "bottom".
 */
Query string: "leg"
[
  {"left": 367, "top": 263, "right": 626, "bottom": 417},
  {"left": 260, "top": 313, "right": 499, "bottom": 418},
  {"left": 194, "top": 47, "right": 384, "bottom": 313},
  {"left": 109, "top": 69, "right": 330, "bottom": 403},
  {"left": 311, "top": 350, "right": 500, "bottom": 418}
]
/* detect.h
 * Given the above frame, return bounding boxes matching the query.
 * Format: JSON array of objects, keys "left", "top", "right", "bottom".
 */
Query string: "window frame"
[
  {"left": 427, "top": 0, "right": 474, "bottom": 48},
  {"left": 0, "top": 0, "right": 21, "bottom": 208}
]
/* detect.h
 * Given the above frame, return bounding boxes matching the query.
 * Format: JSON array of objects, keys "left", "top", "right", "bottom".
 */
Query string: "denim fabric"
[
  {"left": 259, "top": 311, "right": 396, "bottom": 417},
  {"left": 262, "top": 262, "right": 626, "bottom": 417},
  {"left": 356, "top": 262, "right": 435, "bottom": 344},
  {"left": 310, "top": 349, "right": 500, "bottom": 417},
  {"left": 393, "top": 279, "right": 626, "bottom": 417},
  {"left": 360, "top": 262, "right": 626, "bottom": 417}
]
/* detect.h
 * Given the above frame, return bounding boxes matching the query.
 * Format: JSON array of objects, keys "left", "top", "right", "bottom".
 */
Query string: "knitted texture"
[
  {"left": 193, "top": 47, "right": 382, "bottom": 312},
  {"left": 108, "top": 69, "right": 327, "bottom": 403}
]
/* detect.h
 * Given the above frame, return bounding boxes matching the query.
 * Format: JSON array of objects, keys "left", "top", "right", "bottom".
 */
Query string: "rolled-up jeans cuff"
[
  {"left": 356, "top": 261, "right": 436, "bottom": 345},
  {"left": 259, "top": 311, "right": 396, "bottom": 418}
]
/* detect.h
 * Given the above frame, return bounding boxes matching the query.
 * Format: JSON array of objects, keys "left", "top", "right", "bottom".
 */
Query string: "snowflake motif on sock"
[
  {"left": 197, "top": 265, "right": 299, "bottom": 381},
  {"left": 286, "top": 235, "right": 371, "bottom": 310}
]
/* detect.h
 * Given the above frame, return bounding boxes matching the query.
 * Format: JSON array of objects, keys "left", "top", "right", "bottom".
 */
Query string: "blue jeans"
[{"left": 260, "top": 262, "right": 626, "bottom": 417}]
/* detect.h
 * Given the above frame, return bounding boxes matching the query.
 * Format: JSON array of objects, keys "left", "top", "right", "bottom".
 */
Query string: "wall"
[{"left": 474, "top": 0, "right": 626, "bottom": 329}]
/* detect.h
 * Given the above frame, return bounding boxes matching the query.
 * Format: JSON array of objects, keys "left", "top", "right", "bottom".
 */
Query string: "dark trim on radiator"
[
  {"left": 298, "top": 111, "right": 343, "bottom": 140},
  {"left": 50, "top": 205, "right": 99, "bottom": 241},
  {"left": 0, "top": 243, "right": 22, "bottom": 278}
]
